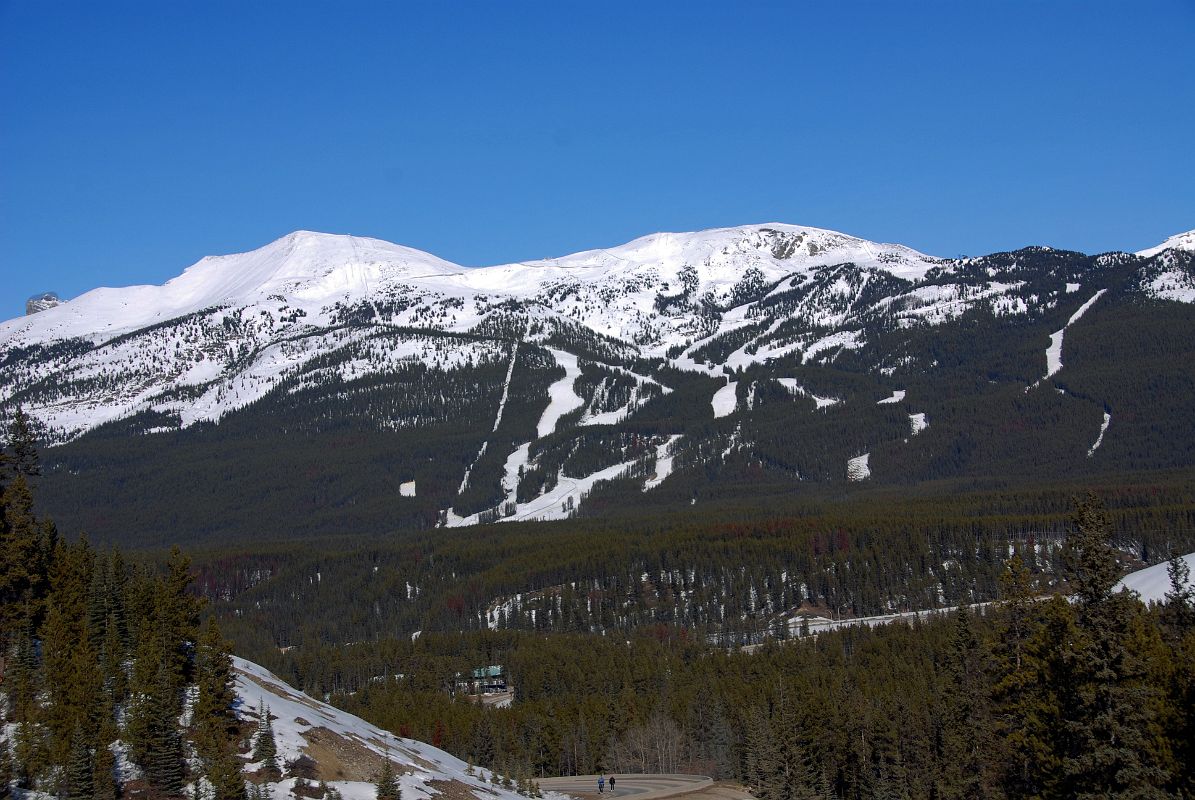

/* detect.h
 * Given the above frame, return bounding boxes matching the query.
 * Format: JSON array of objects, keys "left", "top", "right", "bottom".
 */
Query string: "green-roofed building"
[{"left": 455, "top": 664, "right": 507, "bottom": 695}]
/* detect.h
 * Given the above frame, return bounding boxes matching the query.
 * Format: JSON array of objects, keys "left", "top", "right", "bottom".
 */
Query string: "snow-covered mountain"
[
  {"left": 3, "top": 223, "right": 1194, "bottom": 537},
  {"left": 1, "top": 224, "right": 936, "bottom": 348},
  {"left": 0, "top": 223, "right": 945, "bottom": 439},
  {"left": 1137, "top": 228, "right": 1195, "bottom": 258}
]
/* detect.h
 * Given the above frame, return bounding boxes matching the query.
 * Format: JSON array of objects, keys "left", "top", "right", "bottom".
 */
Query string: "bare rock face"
[{"left": 26, "top": 292, "right": 61, "bottom": 315}]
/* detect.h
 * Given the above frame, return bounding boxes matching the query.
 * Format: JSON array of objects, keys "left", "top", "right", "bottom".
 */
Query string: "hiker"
[
  {"left": 597, "top": 775, "right": 606, "bottom": 793},
  {"left": 609, "top": 776, "right": 616, "bottom": 792}
]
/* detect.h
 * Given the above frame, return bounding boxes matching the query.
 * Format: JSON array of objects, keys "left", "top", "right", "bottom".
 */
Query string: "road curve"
[{"left": 537, "top": 773, "right": 712, "bottom": 799}]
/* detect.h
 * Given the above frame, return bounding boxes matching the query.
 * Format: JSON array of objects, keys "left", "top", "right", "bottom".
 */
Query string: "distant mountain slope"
[
  {"left": 2, "top": 224, "right": 1193, "bottom": 544},
  {"left": 1136, "top": 228, "right": 1195, "bottom": 258}
]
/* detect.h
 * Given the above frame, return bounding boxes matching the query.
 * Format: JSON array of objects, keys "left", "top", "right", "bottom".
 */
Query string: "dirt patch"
[
  {"left": 300, "top": 726, "right": 412, "bottom": 782},
  {"left": 426, "top": 779, "right": 502, "bottom": 800}
]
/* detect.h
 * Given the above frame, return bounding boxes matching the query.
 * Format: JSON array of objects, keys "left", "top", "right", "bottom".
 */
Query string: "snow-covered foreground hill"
[
  {"left": 1114, "top": 553, "right": 1195, "bottom": 605},
  {"left": 232, "top": 657, "right": 564, "bottom": 800}
]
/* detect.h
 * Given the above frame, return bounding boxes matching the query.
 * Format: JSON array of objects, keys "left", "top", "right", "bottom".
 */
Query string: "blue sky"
[{"left": 1, "top": 0, "right": 1192, "bottom": 317}]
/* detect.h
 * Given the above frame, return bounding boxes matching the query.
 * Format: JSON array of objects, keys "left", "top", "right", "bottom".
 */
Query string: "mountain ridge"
[
  {"left": 2, "top": 223, "right": 1194, "bottom": 539},
  {"left": 1, "top": 223, "right": 942, "bottom": 343}
]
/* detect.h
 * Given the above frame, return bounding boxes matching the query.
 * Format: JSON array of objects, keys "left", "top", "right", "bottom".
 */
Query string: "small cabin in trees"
[{"left": 454, "top": 665, "right": 507, "bottom": 695}]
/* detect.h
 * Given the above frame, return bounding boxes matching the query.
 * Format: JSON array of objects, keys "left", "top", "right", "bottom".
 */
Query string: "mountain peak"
[{"left": 1137, "top": 228, "right": 1195, "bottom": 257}]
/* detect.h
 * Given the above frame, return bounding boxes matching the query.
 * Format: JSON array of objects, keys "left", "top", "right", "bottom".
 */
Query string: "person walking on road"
[
  {"left": 597, "top": 775, "right": 605, "bottom": 793},
  {"left": 609, "top": 776, "right": 616, "bottom": 792}
]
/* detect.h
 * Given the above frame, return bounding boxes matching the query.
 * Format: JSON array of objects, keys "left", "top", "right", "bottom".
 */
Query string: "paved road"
[{"left": 538, "top": 774, "right": 714, "bottom": 799}]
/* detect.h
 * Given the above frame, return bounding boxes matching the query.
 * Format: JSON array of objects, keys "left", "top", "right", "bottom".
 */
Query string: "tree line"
[
  {"left": 253, "top": 496, "right": 1193, "bottom": 798},
  {"left": 0, "top": 410, "right": 244, "bottom": 799}
]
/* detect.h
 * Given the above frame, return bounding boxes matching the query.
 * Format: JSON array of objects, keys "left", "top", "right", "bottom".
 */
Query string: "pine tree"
[
  {"left": 253, "top": 703, "right": 280, "bottom": 780},
  {"left": 6, "top": 620, "right": 39, "bottom": 727},
  {"left": 42, "top": 538, "right": 103, "bottom": 767},
  {"left": 195, "top": 617, "right": 238, "bottom": 764},
  {"left": 92, "top": 740, "right": 119, "bottom": 800},
  {"left": 0, "top": 735, "right": 12, "bottom": 800},
  {"left": 937, "top": 606, "right": 999, "bottom": 799},
  {"left": 0, "top": 474, "right": 48, "bottom": 643},
  {"left": 1055, "top": 494, "right": 1171, "bottom": 797},
  {"left": 143, "top": 662, "right": 186, "bottom": 796},
  {"left": 374, "top": 758, "right": 401, "bottom": 800},
  {"left": 7, "top": 409, "right": 40, "bottom": 478},
  {"left": 207, "top": 749, "right": 248, "bottom": 800},
  {"left": 64, "top": 731, "right": 94, "bottom": 800}
]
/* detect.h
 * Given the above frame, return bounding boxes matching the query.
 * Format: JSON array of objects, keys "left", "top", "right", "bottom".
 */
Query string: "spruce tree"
[
  {"left": 253, "top": 703, "right": 280, "bottom": 780},
  {"left": 0, "top": 735, "right": 11, "bottom": 800},
  {"left": 92, "top": 740, "right": 119, "bottom": 800},
  {"left": 143, "top": 662, "right": 186, "bottom": 796},
  {"left": 64, "top": 732, "right": 94, "bottom": 800},
  {"left": 374, "top": 759, "right": 401, "bottom": 800},
  {"left": 195, "top": 617, "right": 238, "bottom": 764},
  {"left": 937, "top": 606, "right": 998, "bottom": 799},
  {"left": 207, "top": 749, "right": 248, "bottom": 800},
  {"left": 1056, "top": 494, "right": 1171, "bottom": 797},
  {"left": 7, "top": 409, "right": 40, "bottom": 478},
  {"left": 1161, "top": 552, "right": 1194, "bottom": 639},
  {"left": 0, "top": 474, "right": 47, "bottom": 643}
]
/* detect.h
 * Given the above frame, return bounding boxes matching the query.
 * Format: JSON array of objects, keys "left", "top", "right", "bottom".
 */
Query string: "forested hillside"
[
  {"left": 208, "top": 499, "right": 1195, "bottom": 800},
  {"left": 5, "top": 362, "right": 1195, "bottom": 799}
]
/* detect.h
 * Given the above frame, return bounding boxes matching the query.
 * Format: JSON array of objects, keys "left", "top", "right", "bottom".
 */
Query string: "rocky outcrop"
[{"left": 25, "top": 291, "right": 61, "bottom": 315}]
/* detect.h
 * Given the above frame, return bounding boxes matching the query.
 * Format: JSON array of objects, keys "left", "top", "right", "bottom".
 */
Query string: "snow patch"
[
  {"left": 538, "top": 348, "right": 585, "bottom": 437},
  {"left": 877, "top": 389, "right": 905, "bottom": 405},
  {"left": 1045, "top": 289, "right": 1107, "bottom": 379},
  {"left": 1114, "top": 553, "right": 1195, "bottom": 605},
  {"left": 711, "top": 380, "right": 739, "bottom": 418},
  {"left": 776, "top": 378, "right": 840, "bottom": 409},
  {"left": 1087, "top": 411, "right": 1110, "bottom": 457},
  {"left": 399, "top": 481, "right": 416, "bottom": 497},
  {"left": 643, "top": 435, "right": 684, "bottom": 491},
  {"left": 847, "top": 453, "right": 871, "bottom": 481},
  {"left": 909, "top": 412, "right": 928, "bottom": 435}
]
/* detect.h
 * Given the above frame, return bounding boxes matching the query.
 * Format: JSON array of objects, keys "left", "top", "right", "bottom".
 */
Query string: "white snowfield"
[
  {"left": 232, "top": 656, "right": 551, "bottom": 800},
  {"left": 1087, "top": 411, "right": 1111, "bottom": 457},
  {"left": 711, "top": 380, "right": 739, "bottom": 418},
  {"left": 876, "top": 389, "right": 905, "bottom": 405},
  {"left": 643, "top": 434, "right": 685, "bottom": 491},
  {"left": 538, "top": 348, "right": 584, "bottom": 438},
  {"left": 1136, "top": 228, "right": 1195, "bottom": 258},
  {"left": 846, "top": 453, "right": 870, "bottom": 481},
  {"left": 2, "top": 223, "right": 938, "bottom": 349},
  {"left": 1044, "top": 289, "right": 1107, "bottom": 380},
  {"left": 3, "top": 224, "right": 1192, "bottom": 479},
  {"left": 1114, "top": 553, "right": 1195, "bottom": 605}
]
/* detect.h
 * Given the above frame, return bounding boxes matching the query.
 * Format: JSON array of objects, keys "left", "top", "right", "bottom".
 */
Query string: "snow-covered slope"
[
  {"left": 0, "top": 223, "right": 945, "bottom": 442},
  {"left": 1, "top": 232, "right": 470, "bottom": 346},
  {"left": 1137, "top": 228, "right": 1195, "bottom": 258},
  {"left": 233, "top": 656, "right": 556, "bottom": 800},
  {"left": 1113, "top": 553, "right": 1195, "bottom": 605}
]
